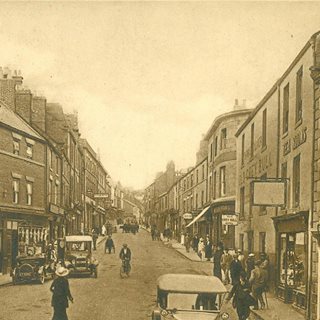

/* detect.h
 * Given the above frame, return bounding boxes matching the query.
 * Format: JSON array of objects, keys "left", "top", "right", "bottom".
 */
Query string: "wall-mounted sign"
[
  {"left": 222, "top": 214, "right": 238, "bottom": 226},
  {"left": 183, "top": 213, "right": 193, "bottom": 220},
  {"left": 282, "top": 127, "right": 307, "bottom": 156}
]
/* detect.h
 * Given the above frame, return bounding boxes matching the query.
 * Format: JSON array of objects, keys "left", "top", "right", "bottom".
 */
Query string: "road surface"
[{"left": 0, "top": 228, "right": 240, "bottom": 320}]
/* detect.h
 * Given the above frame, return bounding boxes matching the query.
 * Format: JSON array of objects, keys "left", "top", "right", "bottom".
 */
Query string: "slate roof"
[{"left": 0, "top": 101, "right": 45, "bottom": 141}]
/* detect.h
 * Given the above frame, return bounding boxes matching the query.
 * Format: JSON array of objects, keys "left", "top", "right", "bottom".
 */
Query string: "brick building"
[{"left": 0, "top": 101, "right": 47, "bottom": 274}]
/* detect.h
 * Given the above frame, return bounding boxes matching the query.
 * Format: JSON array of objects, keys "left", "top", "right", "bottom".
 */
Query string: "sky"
[{"left": 1, "top": 1, "right": 320, "bottom": 189}]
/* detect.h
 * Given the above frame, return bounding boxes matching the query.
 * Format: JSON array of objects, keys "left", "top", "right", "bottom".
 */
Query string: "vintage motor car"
[
  {"left": 63, "top": 235, "right": 98, "bottom": 278},
  {"left": 11, "top": 255, "right": 55, "bottom": 285},
  {"left": 152, "top": 274, "right": 230, "bottom": 320}
]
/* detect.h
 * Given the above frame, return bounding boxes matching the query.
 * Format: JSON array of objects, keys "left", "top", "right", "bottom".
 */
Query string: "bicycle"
[{"left": 120, "top": 258, "right": 131, "bottom": 278}]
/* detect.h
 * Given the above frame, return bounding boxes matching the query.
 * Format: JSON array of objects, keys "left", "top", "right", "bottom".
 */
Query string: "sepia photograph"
[{"left": 1, "top": 1, "right": 320, "bottom": 320}]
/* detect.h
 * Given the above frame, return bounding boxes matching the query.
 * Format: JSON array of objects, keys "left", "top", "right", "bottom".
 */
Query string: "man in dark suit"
[{"left": 230, "top": 253, "right": 243, "bottom": 285}]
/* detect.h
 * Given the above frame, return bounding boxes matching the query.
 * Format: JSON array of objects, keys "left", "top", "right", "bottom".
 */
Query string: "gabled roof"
[{"left": 0, "top": 101, "right": 45, "bottom": 141}]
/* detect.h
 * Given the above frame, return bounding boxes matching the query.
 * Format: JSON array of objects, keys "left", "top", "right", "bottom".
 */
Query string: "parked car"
[
  {"left": 12, "top": 255, "right": 55, "bottom": 285},
  {"left": 151, "top": 274, "right": 229, "bottom": 320},
  {"left": 62, "top": 235, "right": 98, "bottom": 278}
]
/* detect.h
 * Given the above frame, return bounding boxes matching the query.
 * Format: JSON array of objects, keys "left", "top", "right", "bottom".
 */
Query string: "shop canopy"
[{"left": 185, "top": 206, "right": 211, "bottom": 228}]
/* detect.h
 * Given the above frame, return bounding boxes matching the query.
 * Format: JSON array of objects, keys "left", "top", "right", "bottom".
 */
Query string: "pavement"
[
  {"left": 0, "top": 235, "right": 107, "bottom": 287},
  {"left": 162, "top": 236, "right": 305, "bottom": 320}
]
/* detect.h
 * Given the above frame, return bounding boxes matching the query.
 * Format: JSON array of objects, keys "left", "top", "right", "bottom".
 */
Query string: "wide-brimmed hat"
[{"left": 55, "top": 266, "right": 69, "bottom": 277}]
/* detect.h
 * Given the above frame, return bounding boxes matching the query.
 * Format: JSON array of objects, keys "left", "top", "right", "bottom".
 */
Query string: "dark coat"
[
  {"left": 213, "top": 249, "right": 223, "bottom": 279},
  {"left": 227, "top": 280, "right": 256, "bottom": 317},
  {"left": 230, "top": 259, "right": 243, "bottom": 285},
  {"left": 50, "top": 277, "right": 73, "bottom": 308},
  {"left": 105, "top": 238, "right": 114, "bottom": 248},
  {"left": 205, "top": 240, "right": 213, "bottom": 259},
  {"left": 119, "top": 247, "right": 131, "bottom": 260}
]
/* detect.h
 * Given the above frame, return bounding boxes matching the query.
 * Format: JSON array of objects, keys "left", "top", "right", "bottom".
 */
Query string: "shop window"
[
  {"left": 13, "top": 180, "right": 19, "bottom": 204},
  {"left": 283, "top": 83, "right": 290, "bottom": 134},
  {"left": 293, "top": 154, "right": 300, "bottom": 208},
  {"left": 259, "top": 232, "right": 266, "bottom": 253},
  {"left": 26, "top": 182, "right": 32, "bottom": 206},
  {"left": 296, "top": 66, "right": 303, "bottom": 123},
  {"left": 279, "top": 232, "right": 306, "bottom": 294}
]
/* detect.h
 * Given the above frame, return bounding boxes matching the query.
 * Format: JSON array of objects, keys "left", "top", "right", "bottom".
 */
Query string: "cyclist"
[{"left": 119, "top": 243, "right": 131, "bottom": 274}]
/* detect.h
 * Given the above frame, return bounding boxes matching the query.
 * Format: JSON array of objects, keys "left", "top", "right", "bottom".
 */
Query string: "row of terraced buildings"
[{"left": 143, "top": 31, "right": 320, "bottom": 319}]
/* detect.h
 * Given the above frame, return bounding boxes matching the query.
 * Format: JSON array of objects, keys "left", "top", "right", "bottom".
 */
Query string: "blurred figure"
[
  {"left": 230, "top": 253, "right": 243, "bottom": 285},
  {"left": 221, "top": 248, "right": 232, "bottom": 284},
  {"left": 205, "top": 235, "right": 213, "bottom": 261},
  {"left": 213, "top": 242, "right": 224, "bottom": 280}
]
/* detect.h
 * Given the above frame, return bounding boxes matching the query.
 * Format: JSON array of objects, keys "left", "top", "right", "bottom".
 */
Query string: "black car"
[{"left": 12, "top": 255, "right": 55, "bottom": 285}]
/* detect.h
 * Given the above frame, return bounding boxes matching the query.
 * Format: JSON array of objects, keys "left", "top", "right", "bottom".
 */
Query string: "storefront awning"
[{"left": 186, "top": 206, "right": 211, "bottom": 228}]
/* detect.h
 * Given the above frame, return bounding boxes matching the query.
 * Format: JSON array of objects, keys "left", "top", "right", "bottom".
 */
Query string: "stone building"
[
  {"left": 205, "top": 102, "right": 251, "bottom": 248},
  {"left": 236, "top": 31, "right": 320, "bottom": 318}
]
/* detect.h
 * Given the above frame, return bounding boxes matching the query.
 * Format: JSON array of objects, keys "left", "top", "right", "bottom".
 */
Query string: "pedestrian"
[
  {"left": 249, "top": 260, "right": 268, "bottom": 310},
  {"left": 185, "top": 233, "right": 191, "bottom": 253},
  {"left": 101, "top": 224, "right": 106, "bottom": 236},
  {"left": 91, "top": 228, "right": 98, "bottom": 250},
  {"left": 192, "top": 234, "right": 199, "bottom": 252},
  {"left": 230, "top": 253, "right": 243, "bottom": 285},
  {"left": 213, "top": 242, "right": 224, "bottom": 280},
  {"left": 237, "top": 249, "right": 245, "bottom": 270},
  {"left": 226, "top": 271, "right": 256, "bottom": 320},
  {"left": 50, "top": 266, "right": 73, "bottom": 320},
  {"left": 221, "top": 248, "right": 232, "bottom": 284},
  {"left": 204, "top": 235, "right": 213, "bottom": 261},
  {"left": 198, "top": 237, "right": 205, "bottom": 260},
  {"left": 105, "top": 235, "right": 115, "bottom": 254},
  {"left": 246, "top": 253, "right": 255, "bottom": 280}
]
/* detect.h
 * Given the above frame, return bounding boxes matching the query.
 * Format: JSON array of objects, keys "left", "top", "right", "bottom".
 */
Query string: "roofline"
[
  {"left": 204, "top": 108, "right": 252, "bottom": 140},
  {"left": 236, "top": 31, "right": 320, "bottom": 137}
]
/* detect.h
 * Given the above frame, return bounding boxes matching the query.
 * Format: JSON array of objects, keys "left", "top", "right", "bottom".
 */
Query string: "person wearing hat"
[
  {"left": 50, "top": 266, "right": 73, "bottom": 320},
  {"left": 246, "top": 253, "right": 255, "bottom": 280}
]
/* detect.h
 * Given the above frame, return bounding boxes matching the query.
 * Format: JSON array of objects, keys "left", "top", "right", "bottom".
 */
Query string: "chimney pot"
[{"left": 235, "top": 98, "right": 238, "bottom": 106}]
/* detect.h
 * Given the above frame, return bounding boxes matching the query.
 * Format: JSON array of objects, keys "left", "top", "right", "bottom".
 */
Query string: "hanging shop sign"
[{"left": 222, "top": 214, "right": 238, "bottom": 226}]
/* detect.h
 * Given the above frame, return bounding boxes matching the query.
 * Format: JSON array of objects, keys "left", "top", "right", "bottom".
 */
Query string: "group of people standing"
[{"left": 184, "top": 234, "right": 270, "bottom": 320}]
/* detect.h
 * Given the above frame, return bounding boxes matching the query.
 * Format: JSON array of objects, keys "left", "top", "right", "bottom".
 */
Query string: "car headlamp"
[
  {"left": 160, "top": 310, "right": 168, "bottom": 317},
  {"left": 221, "top": 312, "right": 229, "bottom": 319}
]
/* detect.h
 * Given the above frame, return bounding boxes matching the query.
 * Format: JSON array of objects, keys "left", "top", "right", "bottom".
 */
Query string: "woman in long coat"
[
  {"left": 50, "top": 266, "right": 74, "bottom": 320},
  {"left": 204, "top": 235, "right": 213, "bottom": 261}
]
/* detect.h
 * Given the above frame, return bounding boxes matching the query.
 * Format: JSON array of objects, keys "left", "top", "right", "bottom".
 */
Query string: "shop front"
[
  {"left": 0, "top": 213, "right": 49, "bottom": 274},
  {"left": 273, "top": 212, "right": 308, "bottom": 310},
  {"left": 185, "top": 206, "right": 211, "bottom": 238},
  {"left": 211, "top": 201, "right": 236, "bottom": 249}
]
